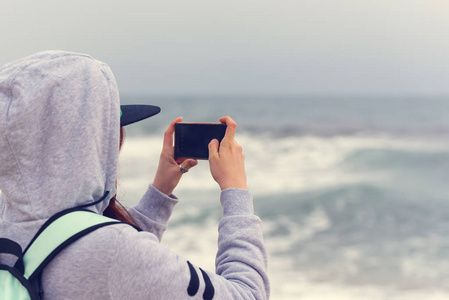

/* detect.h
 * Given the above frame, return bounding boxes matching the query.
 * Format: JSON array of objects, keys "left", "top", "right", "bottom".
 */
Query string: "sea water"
[{"left": 117, "top": 96, "right": 449, "bottom": 300}]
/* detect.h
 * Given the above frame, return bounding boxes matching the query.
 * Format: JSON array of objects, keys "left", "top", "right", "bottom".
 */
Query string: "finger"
[
  {"left": 233, "top": 139, "right": 242, "bottom": 149},
  {"left": 179, "top": 159, "right": 198, "bottom": 173},
  {"left": 234, "top": 140, "right": 244, "bottom": 154},
  {"left": 219, "top": 116, "right": 237, "bottom": 141},
  {"left": 163, "top": 117, "right": 183, "bottom": 150},
  {"left": 208, "top": 139, "right": 220, "bottom": 160}
]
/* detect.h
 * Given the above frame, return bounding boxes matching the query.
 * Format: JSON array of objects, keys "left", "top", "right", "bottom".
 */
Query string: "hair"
[{"left": 102, "top": 127, "right": 138, "bottom": 226}]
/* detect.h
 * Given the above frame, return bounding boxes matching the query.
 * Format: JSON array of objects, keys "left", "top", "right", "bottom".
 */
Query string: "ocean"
[{"left": 117, "top": 96, "right": 449, "bottom": 300}]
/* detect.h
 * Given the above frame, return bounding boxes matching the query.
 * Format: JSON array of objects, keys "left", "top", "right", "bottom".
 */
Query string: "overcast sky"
[{"left": 1, "top": 1, "right": 449, "bottom": 96}]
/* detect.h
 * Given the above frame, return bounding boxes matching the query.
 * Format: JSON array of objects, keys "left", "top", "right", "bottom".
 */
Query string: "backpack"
[{"left": 0, "top": 209, "right": 136, "bottom": 299}]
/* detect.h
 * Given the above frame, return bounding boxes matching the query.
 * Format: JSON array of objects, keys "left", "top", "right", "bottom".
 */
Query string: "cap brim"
[{"left": 120, "top": 105, "right": 161, "bottom": 127}]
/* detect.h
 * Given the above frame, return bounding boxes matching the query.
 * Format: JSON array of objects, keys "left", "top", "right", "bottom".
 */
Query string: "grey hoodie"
[{"left": 0, "top": 51, "right": 270, "bottom": 299}]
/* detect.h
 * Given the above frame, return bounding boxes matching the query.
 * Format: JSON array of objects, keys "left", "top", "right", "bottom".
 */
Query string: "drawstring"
[{"left": 73, "top": 191, "right": 110, "bottom": 210}]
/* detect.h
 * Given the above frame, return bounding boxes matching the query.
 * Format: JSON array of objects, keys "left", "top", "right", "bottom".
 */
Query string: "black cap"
[{"left": 120, "top": 105, "right": 161, "bottom": 127}]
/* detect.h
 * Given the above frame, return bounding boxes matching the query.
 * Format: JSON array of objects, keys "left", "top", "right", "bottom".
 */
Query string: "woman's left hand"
[{"left": 153, "top": 117, "right": 198, "bottom": 196}]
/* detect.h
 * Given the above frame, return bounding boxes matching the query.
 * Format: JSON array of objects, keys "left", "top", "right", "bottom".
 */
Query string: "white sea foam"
[{"left": 117, "top": 132, "right": 449, "bottom": 202}]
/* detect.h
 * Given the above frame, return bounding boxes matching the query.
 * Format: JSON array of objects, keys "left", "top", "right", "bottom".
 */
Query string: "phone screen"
[{"left": 174, "top": 123, "right": 227, "bottom": 160}]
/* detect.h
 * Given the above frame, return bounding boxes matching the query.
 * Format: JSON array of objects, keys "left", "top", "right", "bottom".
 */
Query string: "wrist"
[
  {"left": 152, "top": 181, "right": 174, "bottom": 196},
  {"left": 219, "top": 182, "right": 247, "bottom": 191}
]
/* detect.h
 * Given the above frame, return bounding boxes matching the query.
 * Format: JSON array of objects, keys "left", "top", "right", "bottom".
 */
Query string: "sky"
[{"left": 1, "top": 0, "right": 449, "bottom": 96}]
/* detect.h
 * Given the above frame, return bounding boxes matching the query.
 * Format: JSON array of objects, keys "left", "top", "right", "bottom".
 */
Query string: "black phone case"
[{"left": 174, "top": 123, "right": 227, "bottom": 159}]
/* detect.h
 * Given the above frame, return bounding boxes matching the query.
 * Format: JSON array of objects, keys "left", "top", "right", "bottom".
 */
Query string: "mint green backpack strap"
[
  {"left": 21, "top": 210, "right": 121, "bottom": 282},
  {"left": 0, "top": 238, "right": 39, "bottom": 300}
]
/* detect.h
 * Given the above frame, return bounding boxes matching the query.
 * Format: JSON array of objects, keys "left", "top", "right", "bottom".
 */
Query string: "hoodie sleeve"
[
  {"left": 127, "top": 184, "right": 178, "bottom": 240},
  {"left": 108, "top": 188, "right": 270, "bottom": 300}
]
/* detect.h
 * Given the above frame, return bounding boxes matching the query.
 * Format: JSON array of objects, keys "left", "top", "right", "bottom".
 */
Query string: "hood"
[{"left": 0, "top": 51, "right": 120, "bottom": 248}]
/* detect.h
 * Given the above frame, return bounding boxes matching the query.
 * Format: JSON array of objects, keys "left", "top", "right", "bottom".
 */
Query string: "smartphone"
[{"left": 174, "top": 123, "right": 227, "bottom": 160}]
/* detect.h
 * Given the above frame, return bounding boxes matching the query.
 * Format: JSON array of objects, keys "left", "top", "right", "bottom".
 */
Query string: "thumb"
[
  {"left": 179, "top": 159, "right": 198, "bottom": 174},
  {"left": 208, "top": 139, "right": 219, "bottom": 160},
  {"left": 186, "top": 159, "right": 198, "bottom": 169}
]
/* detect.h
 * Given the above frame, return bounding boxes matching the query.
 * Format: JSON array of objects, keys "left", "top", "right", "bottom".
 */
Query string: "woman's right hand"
[
  {"left": 208, "top": 116, "right": 247, "bottom": 191},
  {"left": 153, "top": 117, "right": 198, "bottom": 196}
]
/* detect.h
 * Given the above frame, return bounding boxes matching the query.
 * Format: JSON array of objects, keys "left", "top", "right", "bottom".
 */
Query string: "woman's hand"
[
  {"left": 209, "top": 116, "right": 247, "bottom": 191},
  {"left": 153, "top": 117, "right": 198, "bottom": 196}
]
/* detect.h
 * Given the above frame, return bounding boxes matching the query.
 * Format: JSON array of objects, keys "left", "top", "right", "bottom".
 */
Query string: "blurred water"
[{"left": 118, "top": 96, "right": 449, "bottom": 299}]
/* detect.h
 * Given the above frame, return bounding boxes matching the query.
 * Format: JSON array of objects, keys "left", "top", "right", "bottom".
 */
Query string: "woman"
[{"left": 0, "top": 51, "right": 269, "bottom": 299}]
